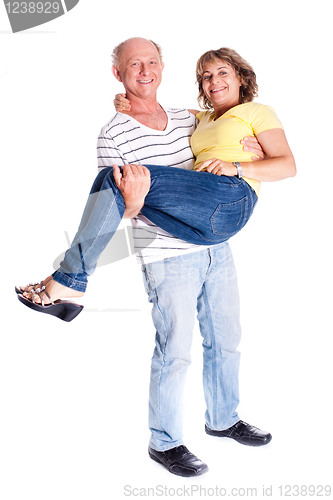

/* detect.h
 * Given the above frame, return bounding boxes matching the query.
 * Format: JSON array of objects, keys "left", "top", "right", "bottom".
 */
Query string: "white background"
[{"left": 0, "top": 0, "right": 332, "bottom": 498}]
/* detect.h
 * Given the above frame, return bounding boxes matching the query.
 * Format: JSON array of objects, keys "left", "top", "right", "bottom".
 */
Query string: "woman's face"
[{"left": 201, "top": 59, "right": 242, "bottom": 114}]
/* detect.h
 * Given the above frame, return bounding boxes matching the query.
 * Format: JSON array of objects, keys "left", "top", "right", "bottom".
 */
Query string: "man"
[{"left": 97, "top": 37, "right": 271, "bottom": 477}]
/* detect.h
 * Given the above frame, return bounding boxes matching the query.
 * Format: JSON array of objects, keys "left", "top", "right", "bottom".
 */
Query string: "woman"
[{"left": 17, "top": 48, "right": 296, "bottom": 321}]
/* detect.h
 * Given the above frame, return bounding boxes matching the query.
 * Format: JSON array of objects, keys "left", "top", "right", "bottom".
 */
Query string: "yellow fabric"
[{"left": 191, "top": 102, "right": 283, "bottom": 196}]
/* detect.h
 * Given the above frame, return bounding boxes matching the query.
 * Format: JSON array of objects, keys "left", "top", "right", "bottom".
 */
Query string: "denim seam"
[
  {"left": 144, "top": 266, "right": 165, "bottom": 438},
  {"left": 80, "top": 197, "right": 117, "bottom": 271},
  {"left": 70, "top": 193, "right": 119, "bottom": 276},
  {"left": 152, "top": 287, "right": 169, "bottom": 435},
  {"left": 202, "top": 282, "right": 218, "bottom": 427}
]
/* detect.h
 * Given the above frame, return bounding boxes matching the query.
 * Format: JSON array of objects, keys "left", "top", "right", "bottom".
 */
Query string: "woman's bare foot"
[{"left": 23, "top": 277, "right": 84, "bottom": 304}]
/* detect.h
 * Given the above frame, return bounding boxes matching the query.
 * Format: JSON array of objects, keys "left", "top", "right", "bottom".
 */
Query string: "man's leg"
[
  {"left": 197, "top": 242, "right": 272, "bottom": 446},
  {"left": 142, "top": 252, "right": 210, "bottom": 476},
  {"left": 142, "top": 254, "right": 202, "bottom": 451},
  {"left": 196, "top": 242, "right": 241, "bottom": 430}
]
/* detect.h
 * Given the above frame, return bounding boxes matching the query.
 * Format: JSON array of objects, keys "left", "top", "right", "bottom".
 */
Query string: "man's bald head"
[{"left": 112, "top": 37, "right": 163, "bottom": 69}]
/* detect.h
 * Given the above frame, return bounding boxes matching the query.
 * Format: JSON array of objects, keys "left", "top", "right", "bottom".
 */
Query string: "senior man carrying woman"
[{"left": 17, "top": 38, "right": 296, "bottom": 477}]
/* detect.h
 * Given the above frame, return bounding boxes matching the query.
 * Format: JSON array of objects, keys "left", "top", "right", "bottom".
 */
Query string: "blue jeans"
[
  {"left": 142, "top": 243, "right": 241, "bottom": 451},
  {"left": 53, "top": 165, "right": 257, "bottom": 291}
]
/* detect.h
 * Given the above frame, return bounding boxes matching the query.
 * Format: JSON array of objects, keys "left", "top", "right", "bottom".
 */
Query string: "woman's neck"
[{"left": 213, "top": 100, "right": 240, "bottom": 119}]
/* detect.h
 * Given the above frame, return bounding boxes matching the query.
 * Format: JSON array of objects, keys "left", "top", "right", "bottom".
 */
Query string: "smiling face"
[
  {"left": 112, "top": 38, "right": 164, "bottom": 101},
  {"left": 201, "top": 59, "right": 242, "bottom": 116}
]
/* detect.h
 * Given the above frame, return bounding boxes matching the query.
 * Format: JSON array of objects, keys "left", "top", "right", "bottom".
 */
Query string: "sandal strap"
[
  {"left": 32, "top": 286, "right": 53, "bottom": 306},
  {"left": 41, "top": 287, "right": 53, "bottom": 305},
  {"left": 30, "top": 288, "right": 36, "bottom": 304},
  {"left": 23, "top": 281, "right": 44, "bottom": 293}
]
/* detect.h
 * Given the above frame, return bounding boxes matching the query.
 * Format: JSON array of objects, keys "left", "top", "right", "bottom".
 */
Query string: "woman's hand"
[
  {"left": 196, "top": 158, "right": 237, "bottom": 176},
  {"left": 114, "top": 93, "right": 131, "bottom": 113},
  {"left": 240, "top": 129, "right": 296, "bottom": 181},
  {"left": 241, "top": 136, "right": 265, "bottom": 160}
]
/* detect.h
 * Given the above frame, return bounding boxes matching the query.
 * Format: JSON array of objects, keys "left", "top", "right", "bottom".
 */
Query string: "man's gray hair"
[{"left": 112, "top": 39, "right": 163, "bottom": 68}]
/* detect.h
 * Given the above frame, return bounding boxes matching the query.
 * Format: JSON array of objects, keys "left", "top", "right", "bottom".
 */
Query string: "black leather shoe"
[
  {"left": 205, "top": 420, "right": 272, "bottom": 446},
  {"left": 148, "top": 445, "right": 208, "bottom": 477}
]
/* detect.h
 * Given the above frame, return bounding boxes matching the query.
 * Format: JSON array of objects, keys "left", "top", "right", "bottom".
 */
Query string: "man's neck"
[
  {"left": 125, "top": 95, "right": 168, "bottom": 131},
  {"left": 128, "top": 94, "right": 160, "bottom": 114}
]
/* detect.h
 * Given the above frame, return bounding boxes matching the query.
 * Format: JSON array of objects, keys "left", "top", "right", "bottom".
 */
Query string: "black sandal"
[{"left": 17, "top": 285, "right": 83, "bottom": 322}]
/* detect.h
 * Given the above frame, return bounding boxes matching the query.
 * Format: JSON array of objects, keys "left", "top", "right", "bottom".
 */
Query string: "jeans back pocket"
[{"left": 210, "top": 196, "right": 249, "bottom": 238}]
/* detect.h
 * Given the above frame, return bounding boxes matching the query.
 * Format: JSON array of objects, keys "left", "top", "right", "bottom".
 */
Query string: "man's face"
[{"left": 113, "top": 39, "right": 164, "bottom": 100}]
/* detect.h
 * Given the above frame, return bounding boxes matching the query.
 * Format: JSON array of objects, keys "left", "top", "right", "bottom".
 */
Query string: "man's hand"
[
  {"left": 113, "top": 164, "right": 151, "bottom": 218},
  {"left": 241, "top": 136, "right": 265, "bottom": 160}
]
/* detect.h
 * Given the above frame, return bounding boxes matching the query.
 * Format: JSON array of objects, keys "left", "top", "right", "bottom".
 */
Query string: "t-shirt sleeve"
[
  {"left": 97, "top": 129, "right": 127, "bottom": 172},
  {"left": 251, "top": 104, "right": 284, "bottom": 135}
]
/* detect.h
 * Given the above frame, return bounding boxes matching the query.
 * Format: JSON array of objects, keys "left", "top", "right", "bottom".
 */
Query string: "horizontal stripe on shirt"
[{"left": 97, "top": 108, "right": 211, "bottom": 264}]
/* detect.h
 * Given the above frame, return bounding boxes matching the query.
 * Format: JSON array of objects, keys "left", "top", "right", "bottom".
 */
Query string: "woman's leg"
[
  {"left": 20, "top": 167, "right": 125, "bottom": 305},
  {"left": 23, "top": 164, "right": 257, "bottom": 303},
  {"left": 142, "top": 165, "right": 257, "bottom": 245},
  {"left": 52, "top": 167, "right": 125, "bottom": 292}
]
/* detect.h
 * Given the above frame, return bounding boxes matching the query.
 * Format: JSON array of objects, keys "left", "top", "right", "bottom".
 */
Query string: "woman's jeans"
[
  {"left": 53, "top": 165, "right": 257, "bottom": 291},
  {"left": 142, "top": 242, "right": 241, "bottom": 451}
]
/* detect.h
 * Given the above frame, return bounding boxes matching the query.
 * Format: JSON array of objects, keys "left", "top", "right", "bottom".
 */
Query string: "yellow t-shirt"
[{"left": 191, "top": 102, "right": 283, "bottom": 196}]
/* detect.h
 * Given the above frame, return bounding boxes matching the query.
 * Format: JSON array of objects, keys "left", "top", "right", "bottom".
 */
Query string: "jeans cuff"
[
  {"left": 206, "top": 416, "right": 240, "bottom": 432},
  {"left": 149, "top": 439, "right": 184, "bottom": 452},
  {"left": 52, "top": 270, "right": 87, "bottom": 292}
]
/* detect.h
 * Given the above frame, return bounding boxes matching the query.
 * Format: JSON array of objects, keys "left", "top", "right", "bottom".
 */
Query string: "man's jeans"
[
  {"left": 142, "top": 242, "right": 241, "bottom": 451},
  {"left": 53, "top": 165, "right": 257, "bottom": 291}
]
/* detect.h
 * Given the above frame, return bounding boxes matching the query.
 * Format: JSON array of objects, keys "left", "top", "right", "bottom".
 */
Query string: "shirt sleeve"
[
  {"left": 96, "top": 128, "right": 127, "bottom": 172},
  {"left": 251, "top": 104, "right": 284, "bottom": 135}
]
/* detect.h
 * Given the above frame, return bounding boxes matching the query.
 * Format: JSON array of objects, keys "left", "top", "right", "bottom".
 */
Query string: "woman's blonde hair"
[{"left": 196, "top": 48, "right": 258, "bottom": 109}]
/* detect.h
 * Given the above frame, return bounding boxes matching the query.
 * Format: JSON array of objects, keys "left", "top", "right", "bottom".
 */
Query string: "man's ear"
[{"left": 112, "top": 66, "right": 122, "bottom": 82}]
